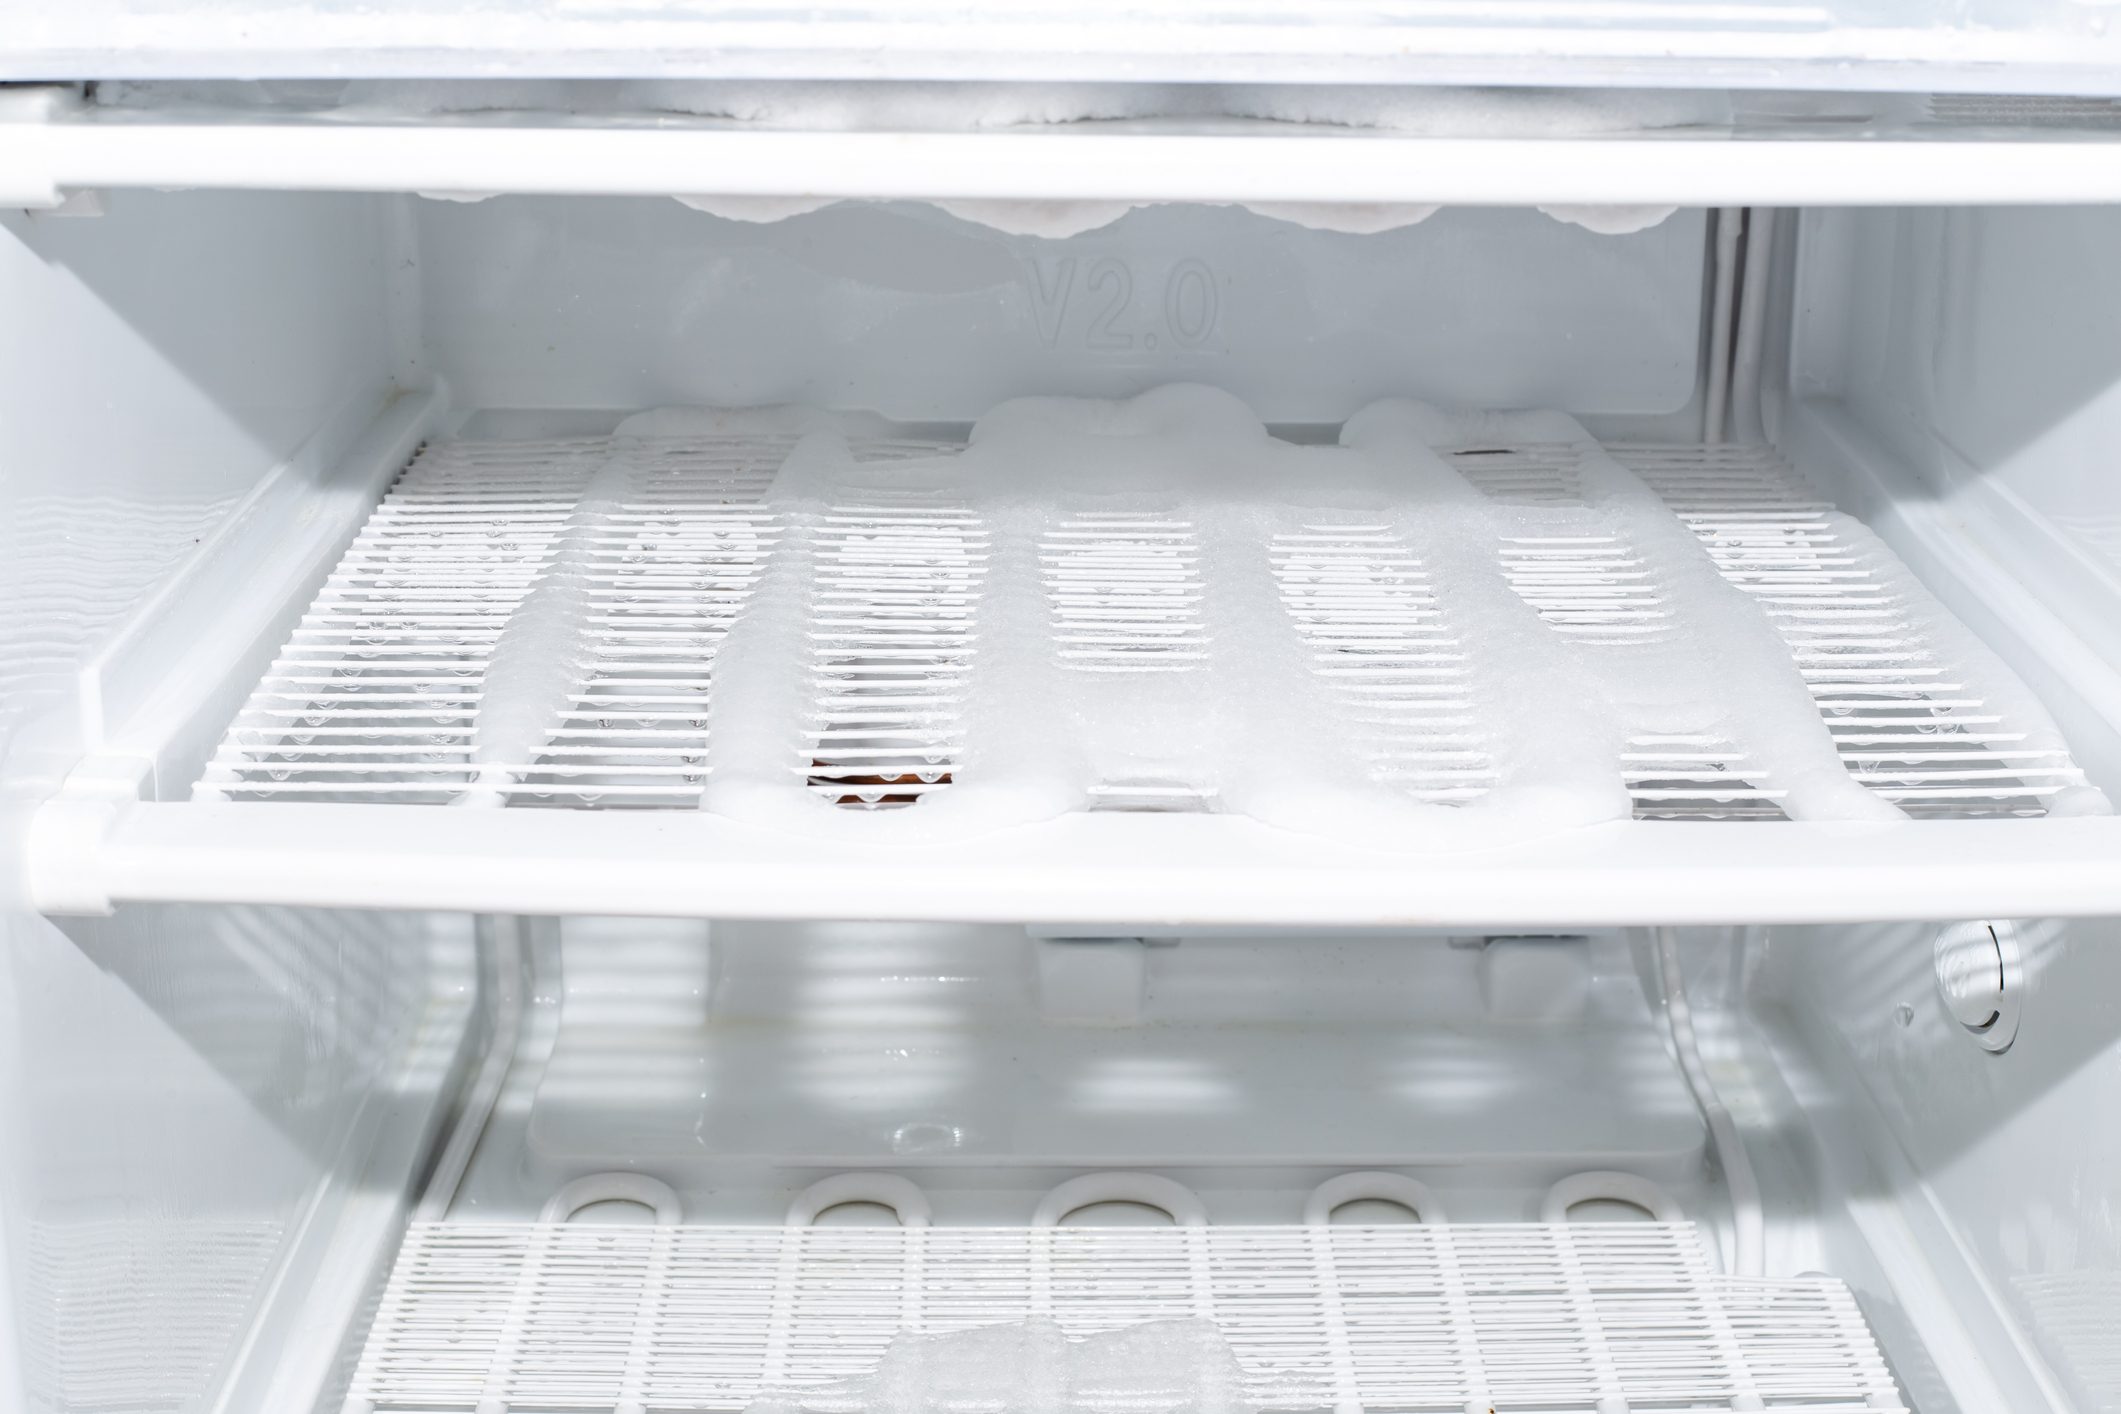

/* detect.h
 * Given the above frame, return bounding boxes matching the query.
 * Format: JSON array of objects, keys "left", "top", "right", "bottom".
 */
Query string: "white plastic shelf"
[
  {"left": 194, "top": 430, "right": 2095, "bottom": 822},
  {"left": 345, "top": 1221, "right": 1905, "bottom": 1414},
  {"left": 35, "top": 408, "right": 2121, "bottom": 924},
  {"left": 1483, "top": 441, "right": 2093, "bottom": 819},
  {"left": 21, "top": 88, "right": 2121, "bottom": 215},
  {"left": 194, "top": 432, "right": 952, "bottom": 809}
]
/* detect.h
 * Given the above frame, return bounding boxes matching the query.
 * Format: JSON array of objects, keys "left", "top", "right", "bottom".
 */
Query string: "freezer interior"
[{"left": 7, "top": 183, "right": 2121, "bottom": 1414}]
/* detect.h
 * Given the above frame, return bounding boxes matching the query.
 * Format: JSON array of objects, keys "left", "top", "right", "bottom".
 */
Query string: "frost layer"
[
  {"left": 743, "top": 1318, "right": 1261, "bottom": 1414},
  {"left": 682, "top": 385, "right": 2103, "bottom": 844}
]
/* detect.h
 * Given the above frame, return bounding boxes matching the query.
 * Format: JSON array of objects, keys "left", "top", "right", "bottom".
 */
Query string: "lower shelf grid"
[{"left": 346, "top": 1222, "right": 1904, "bottom": 1414}]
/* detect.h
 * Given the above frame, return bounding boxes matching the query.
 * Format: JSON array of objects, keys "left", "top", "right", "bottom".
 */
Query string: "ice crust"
[
  {"left": 85, "top": 82, "right": 1732, "bottom": 239},
  {"left": 319, "top": 82, "right": 1715, "bottom": 236},
  {"left": 698, "top": 432, "right": 857, "bottom": 828},
  {"left": 1537, "top": 204, "right": 1680, "bottom": 235},
  {"left": 487, "top": 385, "right": 2102, "bottom": 841},
  {"left": 674, "top": 194, "right": 1638, "bottom": 239},
  {"left": 470, "top": 404, "right": 861, "bottom": 812},
  {"left": 463, "top": 446, "right": 638, "bottom": 807},
  {"left": 691, "top": 387, "right": 1942, "bottom": 847},
  {"left": 655, "top": 82, "right": 1710, "bottom": 237},
  {"left": 626, "top": 81, "right": 1726, "bottom": 137},
  {"left": 96, "top": 84, "right": 1703, "bottom": 236},
  {"left": 241, "top": 78, "right": 1725, "bottom": 138},
  {"left": 742, "top": 1318, "right": 1265, "bottom": 1414},
  {"left": 1347, "top": 404, "right": 1903, "bottom": 826}
]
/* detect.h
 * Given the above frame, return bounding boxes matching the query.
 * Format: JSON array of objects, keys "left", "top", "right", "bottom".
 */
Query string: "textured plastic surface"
[
  {"left": 1766, "top": 916, "right": 2121, "bottom": 1414},
  {"left": 344, "top": 1218, "right": 1905, "bottom": 1414},
  {"left": 412, "top": 202, "right": 1704, "bottom": 424}
]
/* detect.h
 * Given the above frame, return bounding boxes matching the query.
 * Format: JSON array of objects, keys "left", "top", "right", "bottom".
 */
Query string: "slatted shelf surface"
[
  {"left": 804, "top": 493, "right": 988, "bottom": 808},
  {"left": 1271, "top": 526, "right": 1488, "bottom": 805},
  {"left": 1622, "top": 442, "right": 2083, "bottom": 818},
  {"left": 344, "top": 1221, "right": 1906, "bottom": 1414},
  {"left": 197, "top": 434, "right": 949, "bottom": 808},
  {"left": 196, "top": 424, "right": 2096, "bottom": 824}
]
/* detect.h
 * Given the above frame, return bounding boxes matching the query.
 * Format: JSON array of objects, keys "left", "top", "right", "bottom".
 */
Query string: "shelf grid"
[
  {"left": 1272, "top": 525, "right": 1490, "bottom": 806},
  {"left": 344, "top": 1221, "right": 1905, "bottom": 1414},
  {"left": 803, "top": 492, "right": 989, "bottom": 808},
  {"left": 197, "top": 425, "right": 2094, "bottom": 822},
  {"left": 196, "top": 434, "right": 947, "bottom": 808}
]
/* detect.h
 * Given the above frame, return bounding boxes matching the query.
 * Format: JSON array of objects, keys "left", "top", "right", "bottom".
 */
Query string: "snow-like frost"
[
  {"left": 461, "top": 449, "right": 636, "bottom": 808},
  {"left": 1356, "top": 403, "right": 1907, "bottom": 825},
  {"left": 742, "top": 1318, "right": 1265, "bottom": 1414},
  {"left": 665, "top": 197, "right": 1663, "bottom": 239},
  {"left": 673, "top": 386, "right": 2101, "bottom": 842},
  {"left": 1538, "top": 204, "right": 1679, "bottom": 235}
]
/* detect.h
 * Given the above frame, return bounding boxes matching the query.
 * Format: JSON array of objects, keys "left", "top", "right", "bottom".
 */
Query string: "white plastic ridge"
[{"left": 16, "top": 107, "right": 2121, "bottom": 211}]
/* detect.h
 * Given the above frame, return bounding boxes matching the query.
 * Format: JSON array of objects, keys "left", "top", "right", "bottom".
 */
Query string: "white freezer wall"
[
  {"left": 1758, "top": 918, "right": 2121, "bottom": 1414},
  {"left": 1769, "top": 213, "right": 2121, "bottom": 1411},
  {"left": 0, "top": 906, "right": 467, "bottom": 1414},
  {"left": 413, "top": 198, "right": 1709, "bottom": 426},
  {"left": 1788, "top": 206, "right": 2121, "bottom": 714},
  {"left": 1791, "top": 205, "right": 2121, "bottom": 560},
  {"left": 0, "top": 189, "right": 405, "bottom": 767},
  {"left": 0, "top": 191, "right": 467, "bottom": 1414}
]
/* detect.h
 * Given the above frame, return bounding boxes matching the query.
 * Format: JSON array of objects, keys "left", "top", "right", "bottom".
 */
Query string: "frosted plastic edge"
[
  {"left": 23, "top": 122, "right": 2121, "bottom": 206},
  {"left": 42, "top": 801, "right": 2121, "bottom": 924}
]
